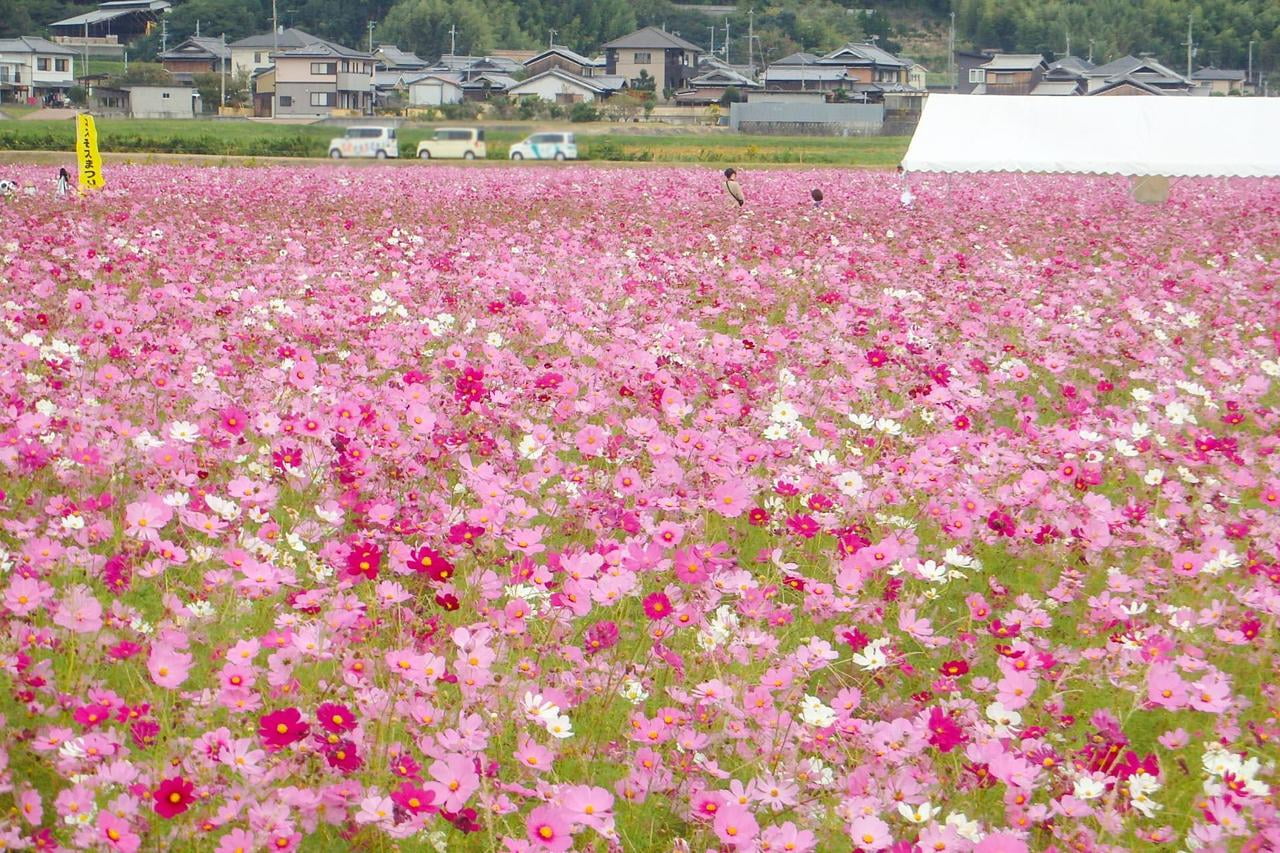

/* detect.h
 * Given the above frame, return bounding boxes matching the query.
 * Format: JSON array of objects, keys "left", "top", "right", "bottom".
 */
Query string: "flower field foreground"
[{"left": 0, "top": 165, "right": 1278, "bottom": 853}]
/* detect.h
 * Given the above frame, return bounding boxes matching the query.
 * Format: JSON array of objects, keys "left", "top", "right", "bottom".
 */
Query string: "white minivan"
[
  {"left": 328, "top": 126, "right": 399, "bottom": 159},
  {"left": 509, "top": 132, "right": 578, "bottom": 161},
  {"left": 417, "top": 127, "right": 486, "bottom": 160}
]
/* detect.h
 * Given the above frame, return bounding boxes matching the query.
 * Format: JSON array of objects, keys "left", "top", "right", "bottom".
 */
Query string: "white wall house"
[
  {"left": 408, "top": 74, "right": 463, "bottom": 106},
  {"left": 506, "top": 68, "right": 609, "bottom": 104},
  {"left": 0, "top": 37, "right": 77, "bottom": 102}
]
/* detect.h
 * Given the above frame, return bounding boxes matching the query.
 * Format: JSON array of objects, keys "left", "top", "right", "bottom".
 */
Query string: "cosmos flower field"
[{"left": 0, "top": 165, "right": 1278, "bottom": 852}]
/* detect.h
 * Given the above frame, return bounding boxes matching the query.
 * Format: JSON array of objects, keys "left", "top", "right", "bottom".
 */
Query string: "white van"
[
  {"left": 328, "top": 126, "right": 399, "bottom": 159},
  {"left": 509, "top": 132, "right": 578, "bottom": 161},
  {"left": 417, "top": 127, "right": 486, "bottom": 160}
]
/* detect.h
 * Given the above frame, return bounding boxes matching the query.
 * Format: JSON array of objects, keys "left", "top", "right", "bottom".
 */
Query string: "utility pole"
[
  {"left": 1247, "top": 40, "right": 1254, "bottom": 91},
  {"left": 196, "top": 20, "right": 200, "bottom": 38},
  {"left": 708, "top": 25, "right": 715, "bottom": 58},
  {"left": 368, "top": 20, "right": 375, "bottom": 53},
  {"left": 548, "top": 28, "right": 557, "bottom": 48},
  {"left": 747, "top": 8, "right": 754, "bottom": 74},
  {"left": 220, "top": 33, "right": 226, "bottom": 107},
  {"left": 161, "top": 17, "right": 168, "bottom": 53},
  {"left": 1065, "top": 30, "right": 1070, "bottom": 58},
  {"left": 270, "top": 0, "right": 278, "bottom": 118},
  {"left": 1183, "top": 13, "right": 1193, "bottom": 79},
  {"left": 1088, "top": 39, "right": 1094, "bottom": 63},
  {"left": 449, "top": 24, "right": 458, "bottom": 58},
  {"left": 949, "top": 10, "right": 955, "bottom": 91},
  {"left": 723, "top": 19, "right": 730, "bottom": 63}
]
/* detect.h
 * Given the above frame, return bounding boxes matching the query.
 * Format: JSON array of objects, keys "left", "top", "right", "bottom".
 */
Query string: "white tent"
[{"left": 901, "top": 94, "right": 1280, "bottom": 178}]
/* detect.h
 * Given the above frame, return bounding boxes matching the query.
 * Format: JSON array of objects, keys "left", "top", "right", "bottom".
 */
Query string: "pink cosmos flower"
[
  {"left": 147, "top": 645, "right": 193, "bottom": 689},
  {"left": 560, "top": 784, "right": 614, "bottom": 831},
  {"left": 526, "top": 804, "right": 573, "bottom": 852},
  {"left": 848, "top": 815, "right": 892, "bottom": 851},
  {"left": 426, "top": 753, "right": 480, "bottom": 812},
  {"left": 712, "top": 803, "right": 759, "bottom": 847},
  {"left": 97, "top": 812, "right": 140, "bottom": 853}
]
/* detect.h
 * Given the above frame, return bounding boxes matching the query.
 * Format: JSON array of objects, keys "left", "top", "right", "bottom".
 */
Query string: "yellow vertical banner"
[{"left": 75, "top": 114, "right": 105, "bottom": 192}]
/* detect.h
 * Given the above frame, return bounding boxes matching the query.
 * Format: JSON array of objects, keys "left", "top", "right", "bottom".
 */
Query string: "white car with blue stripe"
[{"left": 509, "top": 132, "right": 578, "bottom": 161}]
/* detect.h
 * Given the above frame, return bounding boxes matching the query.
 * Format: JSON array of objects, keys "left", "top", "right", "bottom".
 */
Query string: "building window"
[
  {"left": 37, "top": 58, "right": 50, "bottom": 71},
  {"left": 969, "top": 68, "right": 985, "bottom": 83},
  {"left": 310, "top": 91, "right": 335, "bottom": 107},
  {"left": 279, "top": 95, "right": 293, "bottom": 107},
  {"left": 162, "top": 92, "right": 171, "bottom": 98},
  {"left": 55, "top": 59, "right": 69, "bottom": 72},
  {"left": 255, "top": 52, "right": 264, "bottom": 63},
  {"left": 311, "top": 62, "right": 337, "bottom": 76},
  {"left": 633, "top": 52, "right": 651, "bottom": 64}
]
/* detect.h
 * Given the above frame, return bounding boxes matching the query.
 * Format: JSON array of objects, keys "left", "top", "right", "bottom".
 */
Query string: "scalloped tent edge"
[{"left": 901, "top": 94, "right": 1280, "bottom": 184}]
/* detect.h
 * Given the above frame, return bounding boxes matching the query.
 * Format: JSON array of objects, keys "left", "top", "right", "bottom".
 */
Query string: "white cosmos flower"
[
  {"left": 1073, "top": 776, "right": 1106, "bottom": 800},
  {"left": 985, "top": 701, "right": 1022, "bottom": 737},
  {"left": 848, "top": 413, "right": 875, "bottom": 430},
  {"left": 897, "top": 802, "right": 938, "bottom": 824},
  {"left": 834, "top": 471, "right": 864, "bottom": 496},
  {"left": 799, "top": 695, "right": 837, "bottom": 728},
  {"left": 946, "top": 813, "right": 982, "bottom": 843},
  {"left": 1143, "top": 469, "right": 1165, "bottom": 486},
  {"left": 544, "top": 714, "right": 574, "bottom": 739},
  {"left": 918, "top": 560, "right": 949, "bottom": 583},
  {"left": 1164, "top": 401, "right": 1196, "bottom": 425},
  {"left": 763, "top": 423, "right": 791, "bottom": 441},
  {"left": 851, "top": 638, "right": 889, "bottom": 671},
  {"left": 169, "top": 421, "right": 201, "bottom": 443},
  {"left": 770, "top": 401, "right": 800, "bottom": 424},
  {"left": 1113, "top": 438, "right": 1139, "bottom": 457},
  {"left": 204, "top": 495, "right": 240, "bottom": 521}
]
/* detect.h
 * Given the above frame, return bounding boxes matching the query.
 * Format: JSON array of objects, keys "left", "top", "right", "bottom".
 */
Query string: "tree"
[
  {"left": 166, "top": 0, "right": 264, "bottom": 43},
  {"left": 112, "top": 62, "right": 173, "bottom": 86},
  {"left": 0, "top": 0, "right": 34, "bottom": 39},
  {"left": 378, "top": 0, "right": 515, "bottom": 58},
  {"left": 718, "top": 85, "right": 744, "bottom": 107}
]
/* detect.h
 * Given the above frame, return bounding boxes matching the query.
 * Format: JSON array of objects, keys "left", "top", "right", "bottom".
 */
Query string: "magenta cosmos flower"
[{"left": 152, "top": 776, "right": 196, "bottom": 819}]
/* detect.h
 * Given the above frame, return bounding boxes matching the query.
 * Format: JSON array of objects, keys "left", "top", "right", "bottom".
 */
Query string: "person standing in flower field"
[
  {"left": 57, "top": 168, "right": 71, "bottom": 198},
  {"left": 724, "top": 167, "right": 745, "bottom": 207}
]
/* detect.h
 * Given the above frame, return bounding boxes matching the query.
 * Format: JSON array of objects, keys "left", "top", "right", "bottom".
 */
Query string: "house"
[
  {"left": 1083, "top": 55, "right": 1192, "bottom": 94},
  {"left": 373, "top": 45, "right": 428, "bottom": 73},
  {"left": 505, "top": 67, "right": 623, "bottom": 104},
  {"left": 954, "top": 49, "right": 997, "bottom": 93},
  {"left": 602, "top": 26, "right": 701, "bottom": 94},
  {"left": 160, "top": 36, "right": 230, "bottom": 82},
  {"left": 817, "top": 42, "right": 912, "bottom": 85},
  {"left": 907, "top": 63, "right": 929, "bottom": 90},
  {"left": 229, "top": 28, "right": 324, "bottom": 77},
  {"left": 1089, "top": 77, "right": 1177, "bottom": 97},
  {"left": 251, "top": 66, "right": 274, "bottom": 116},
  {"left": 48, "top": 0, "right": 170, "bottom": 45},
  {"left": 429, "top": 55, "right": 522, "bottom": 77},
  {"left": 675, "top": 66, "right": 759, "bottom": 105},
  {"left": 761, "top": 64, "right": 852, "bottom": 93},
  {"left": 271, "top": 40, "right": 375, "bottom": 117},
  {"left": 0, "top": 37, "right": 77, "bottom": 102},
  {"left": 90, "top": 84, "right": 198, "bottom": 117},
  {"left": 407, "top": 73, "right": 463, "bottom": 106},
  {"left": 977, "top": 53, "right": 1047, "bottom": 95},
  {"left": 459, "top": 73, "right": 518, "bottom": 101},
  {"left": 524, "top": 46, "right": 602, "bottom": 79},
  {"left": 1191, "top": 67, "right": 1246, "bottom": 96}
]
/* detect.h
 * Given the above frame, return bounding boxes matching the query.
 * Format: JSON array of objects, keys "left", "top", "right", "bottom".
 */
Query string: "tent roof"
[{"left": 901, "top": 94, "right": 1280, "bottom": 177}]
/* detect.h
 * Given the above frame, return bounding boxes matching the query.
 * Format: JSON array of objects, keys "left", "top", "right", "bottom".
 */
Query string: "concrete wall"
[
  {"left": 128, "top": 87, "right": 198, "bottom": 118},
  {"left": 729, "top": 101, "right": 886, "bottom": 135}
]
